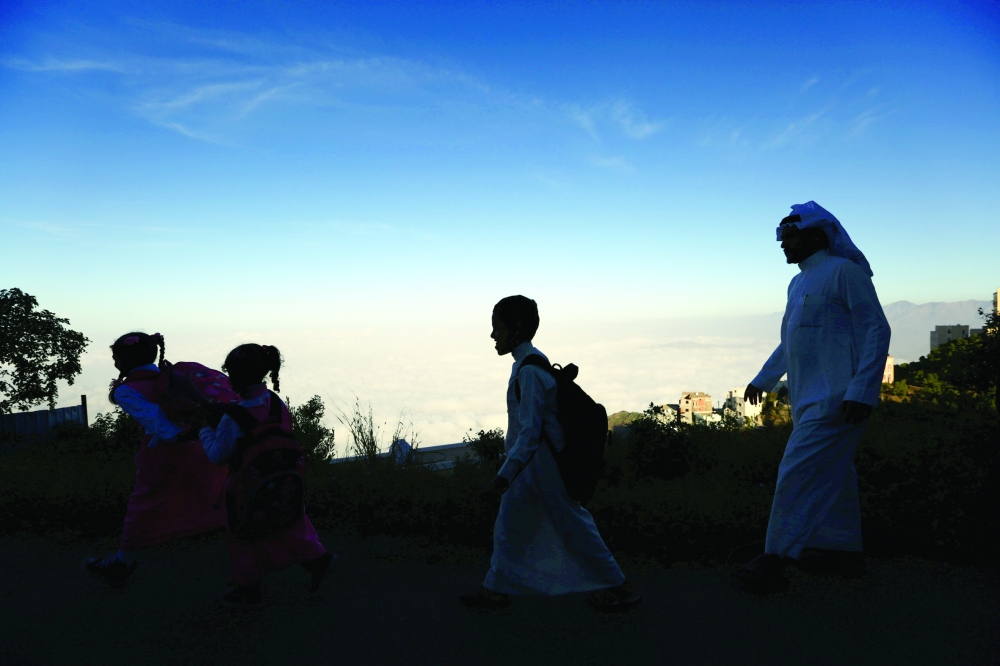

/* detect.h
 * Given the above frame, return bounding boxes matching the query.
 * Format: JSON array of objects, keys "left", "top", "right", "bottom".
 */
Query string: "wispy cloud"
[
  {"left": 611, "top": 100, "right": 663, "bottom": 139},
  {"left": 5, "top": 23, "right": 662, "bottom": 152},
  {"left": 589, "top": 156, "right": 634, "bottom": 172},
  {"left": 568, "top": 104, "right": 600, "bottom": 140},
  {"left": 3, "top": 31, "right": 505, "bottom": 144},
  {"left": 847, "top": 105, "right": 892, "bottom": 137},
  {"left": 567, "top": 99, "right": 664, "bottom": 141},
  {"left": 799, "top": 76, "right": 820, "bottom": 92},
  {"left": 9, "top": 219, "right": 200, "bottom": 249},
  {"left": 765, "top": 108, "right": 828, "bottom": 148},
  {"left": 2, "top": 56, "right": 128, "bottom": 73}
]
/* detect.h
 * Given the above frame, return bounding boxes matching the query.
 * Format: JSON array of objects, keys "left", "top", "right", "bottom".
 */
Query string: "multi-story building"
[
  {"left": 928, "top": 289, "right": 999, "bottom": 352},
  {"left": 679, "top": 391, "right": 712, "bottom": 424},
  {"left": 930, "top": 325, "right": 975, "bottom": 351},
  {"left": 882, "top": 355, "right": 895, "bottom": 385},
  {"left": 723, "top": 387, "right": 762, "bottom": 426}
]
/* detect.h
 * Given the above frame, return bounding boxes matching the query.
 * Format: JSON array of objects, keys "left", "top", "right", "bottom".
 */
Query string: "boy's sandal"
[
  {"left": 82, "top": 555, "right": 137, "bottom": 588},
  {"left": 733, "top": 554, "right": 789, "bottom": 594},
  {"left": 588, "top": 581, "right": 642, "bottom": 612},
  {"left": 303, "top": 552, "right": 336, "bottom": 593},
  {"left": 220, "top": 585, "right": 264, "bottom": 610},
  {"left": 459, "top": 585, "right": 511, "bottom": 609}
]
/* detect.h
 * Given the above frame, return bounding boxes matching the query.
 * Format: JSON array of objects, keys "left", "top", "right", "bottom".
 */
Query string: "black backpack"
[
  {"left": 514, "top": 355, "right": 609, "bottom": 503},
  {"left": 222, "top": 392, "right": 306, "bottom": 539}
]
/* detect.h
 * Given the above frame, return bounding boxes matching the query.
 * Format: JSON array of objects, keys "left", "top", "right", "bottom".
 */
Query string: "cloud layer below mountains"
[{"left": 59, "top": 300, "right": 991, "bottom": 449}]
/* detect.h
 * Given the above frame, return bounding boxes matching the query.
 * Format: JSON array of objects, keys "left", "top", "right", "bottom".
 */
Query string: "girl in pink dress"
[
  {"left": 83, "top": 332, "right": 229, "bottom": 586},
  {"left": 199, "top": 343, "right": 332, "bottom": 609}
]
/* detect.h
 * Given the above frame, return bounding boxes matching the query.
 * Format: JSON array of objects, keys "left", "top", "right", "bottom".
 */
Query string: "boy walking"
[{"left": 460, "top": 295, "right": 639, "bottom": 611}]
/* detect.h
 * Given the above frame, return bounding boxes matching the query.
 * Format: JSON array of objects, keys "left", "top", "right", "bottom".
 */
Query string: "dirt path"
[{"left": 1, "top": 532, "right": 997, "bottom": 665}]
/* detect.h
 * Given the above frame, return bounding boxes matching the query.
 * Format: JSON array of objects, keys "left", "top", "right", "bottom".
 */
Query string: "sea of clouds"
[{"left": 56, "top": 300, "right": 990, "bottom": 452}]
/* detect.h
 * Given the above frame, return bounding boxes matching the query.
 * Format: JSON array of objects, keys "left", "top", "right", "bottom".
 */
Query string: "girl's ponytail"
[
  {"left": 264, "top": 345, "right": 282, "bottom": 392},
  {"left": 150, "top": 332, "right": 166, "bottom": 366}
]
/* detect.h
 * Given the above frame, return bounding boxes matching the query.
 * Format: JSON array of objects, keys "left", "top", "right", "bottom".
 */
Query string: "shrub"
[
  {"left": 612, "top": 403, "right": 690, "bottom": 482},
  {"left": 462, "top": 428, "right": 506, "bottom": 471}
]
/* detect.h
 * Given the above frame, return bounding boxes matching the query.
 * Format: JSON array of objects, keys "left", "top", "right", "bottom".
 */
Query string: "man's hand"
[
  {"left": 744, "top": 384, "right": 765, "bottom": 406},
  {"left": 483, "top": 476, "right": 510, "bottom": 496},
  {"left": 841, "top": 400, "right": 873, "bottom": 424}
]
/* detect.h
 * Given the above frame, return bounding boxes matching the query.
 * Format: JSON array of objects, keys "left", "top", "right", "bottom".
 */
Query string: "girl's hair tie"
[{"left": 150, "top": 332, "right": 164, "bottom": 344}]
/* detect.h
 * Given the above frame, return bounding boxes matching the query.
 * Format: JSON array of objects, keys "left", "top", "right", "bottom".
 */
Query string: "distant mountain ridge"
[{"left": 881, "top": 299, "right": 991, "bottom": 363}]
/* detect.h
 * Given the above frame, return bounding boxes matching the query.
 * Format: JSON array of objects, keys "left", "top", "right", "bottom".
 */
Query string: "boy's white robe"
[
  {"left": 752, "top": 249, "right": 891, "bottom": 558},
  {"left": 483, "top": 342, "right": 625, "bottom": 595}
]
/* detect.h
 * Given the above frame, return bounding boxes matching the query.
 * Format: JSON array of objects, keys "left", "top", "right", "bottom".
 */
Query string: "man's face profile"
[{"left": 780, "top": 222, "right": 827, "bottom": 264}]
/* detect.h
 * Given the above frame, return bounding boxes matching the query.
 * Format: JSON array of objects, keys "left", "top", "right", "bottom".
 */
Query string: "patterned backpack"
[
  {"left": 223, "top": 392, "right": 305, "bottom": 539},
  {"left": 123, "top": 361, "right": 242, "bottom": 429}
]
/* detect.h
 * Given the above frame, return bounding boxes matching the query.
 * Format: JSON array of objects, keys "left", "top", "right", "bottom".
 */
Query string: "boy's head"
[
  {"left": 223, "top": 343, "right": 282, "bottom": 394},
  {"left": 111, "top": 332, "right": 164, "bottom": 377},
  {"left": 491, "top": 295, "right": 539, "bottom": 356}
]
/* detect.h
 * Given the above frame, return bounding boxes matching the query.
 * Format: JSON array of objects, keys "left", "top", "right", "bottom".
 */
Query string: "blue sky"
[{"left": 2, "top": 1, "right": 998, "bottom": 440}]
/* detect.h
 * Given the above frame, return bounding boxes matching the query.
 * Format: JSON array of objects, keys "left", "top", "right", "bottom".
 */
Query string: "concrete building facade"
[
  {"left": 883, "top": 355, "right": 895, "bottom": 385},
  {"left": 723, "top": 387, "right": 762, "bottom": 426},
  {"left": 679, "top": 391, "right": 712, "bottom": 424},
  {"left": 930, "top": 325, "right": 976, "bottom": 351}
]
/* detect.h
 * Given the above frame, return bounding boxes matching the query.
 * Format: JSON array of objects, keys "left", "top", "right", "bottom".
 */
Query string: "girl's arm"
[
  {"left": 199, "top": 415, "right": 244, "bottom": 465},
  {"left": 113, "top": 385, "right": 183, "bottom": 448}
]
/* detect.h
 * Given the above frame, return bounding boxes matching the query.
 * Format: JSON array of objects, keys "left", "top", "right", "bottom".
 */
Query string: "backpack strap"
[
  {"left": 224, "top": 391, "right": 288, "bottom": 469},
  {"left": 122, "top": 369, "right": 160, "bottom": 384},
  {"left": 513, "top": 354, "right": 552, "bottom": 403}
]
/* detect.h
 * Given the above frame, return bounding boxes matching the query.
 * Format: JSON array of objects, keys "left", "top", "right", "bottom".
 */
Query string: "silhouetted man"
[{"left": 737, "top": 202, "right": 891, "bottom": 593}]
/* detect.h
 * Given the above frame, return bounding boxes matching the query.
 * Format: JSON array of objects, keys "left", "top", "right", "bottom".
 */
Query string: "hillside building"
[
  {"left": 928, "top": 288, "right": 998, "bottom": 352},
  {"left": 882, "top": 355, "right": 895, "bottom": 385},
  {"left": 930, "top": 325, "right": 981, "bottom": 351},
  {"left": 723, "top": 387, "right": 762, "bottom": 426},
  {"left": 679, "top": 391, "right": 712, "bottom": 424}
]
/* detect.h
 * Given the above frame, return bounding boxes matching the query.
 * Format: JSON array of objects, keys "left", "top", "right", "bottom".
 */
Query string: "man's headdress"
[{"left": 778, "top": 201, "right": 873, "bottom": 276}]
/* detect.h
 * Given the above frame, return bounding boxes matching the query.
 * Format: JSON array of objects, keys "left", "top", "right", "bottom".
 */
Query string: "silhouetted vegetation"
[
  {"left": 0, "top": 288, "right": 90, "bottom": 413},
  {"left": 2, "top": 383, "right": 997, "bottom": 564},
  {"left": 289, "top": 395, "right": 337, "bottom": 463},
  {"left": 895, "top": 308, "right": 999, "bottom": 414},
  {"left": 462, "top": 427, "right": 506, "bottom": 471}
]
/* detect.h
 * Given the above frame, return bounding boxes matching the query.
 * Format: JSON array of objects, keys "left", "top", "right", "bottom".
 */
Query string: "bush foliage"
[{"left": 1, "top": 390, "right": 997, "bottom": 565}]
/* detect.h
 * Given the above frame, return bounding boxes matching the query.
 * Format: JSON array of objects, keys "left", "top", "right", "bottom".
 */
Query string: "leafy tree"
[
  {"left": 894, "top": 309, "right": 999, "bottom": 413},
  {"left": 289, "top": 395, "right": 336, "bottom": 462},
  {"left": 0, "top": 288, "right": 90, "bottom": 414},
  {"left": 969, "top": 307, "right": 1000, "bottom": 413},
  {"left": 621, "top": 402, "right": 690, "bottom": 481}
]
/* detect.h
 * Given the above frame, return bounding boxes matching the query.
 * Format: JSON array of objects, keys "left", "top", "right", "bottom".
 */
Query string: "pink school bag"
[{"left": 125, "top": 361, "right": 242, "bottom": 429}]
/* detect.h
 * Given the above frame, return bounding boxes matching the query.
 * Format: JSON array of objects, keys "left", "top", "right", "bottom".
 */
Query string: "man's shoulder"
[{"left": 827, "top": 255, "right": 874, "bottom": 284}]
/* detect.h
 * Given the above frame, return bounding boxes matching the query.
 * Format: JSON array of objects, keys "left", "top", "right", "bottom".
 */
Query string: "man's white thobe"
[
  {"left": 483, "top": 341, "right": 626, "bottom": 595},
  {"left": 752, "top": 249, "right": 891, "bottom": 558}
]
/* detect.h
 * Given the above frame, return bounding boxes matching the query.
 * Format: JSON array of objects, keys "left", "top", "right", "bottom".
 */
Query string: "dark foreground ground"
[{"left": 1, "top": 532, "right": 997, "bottom": 666}]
